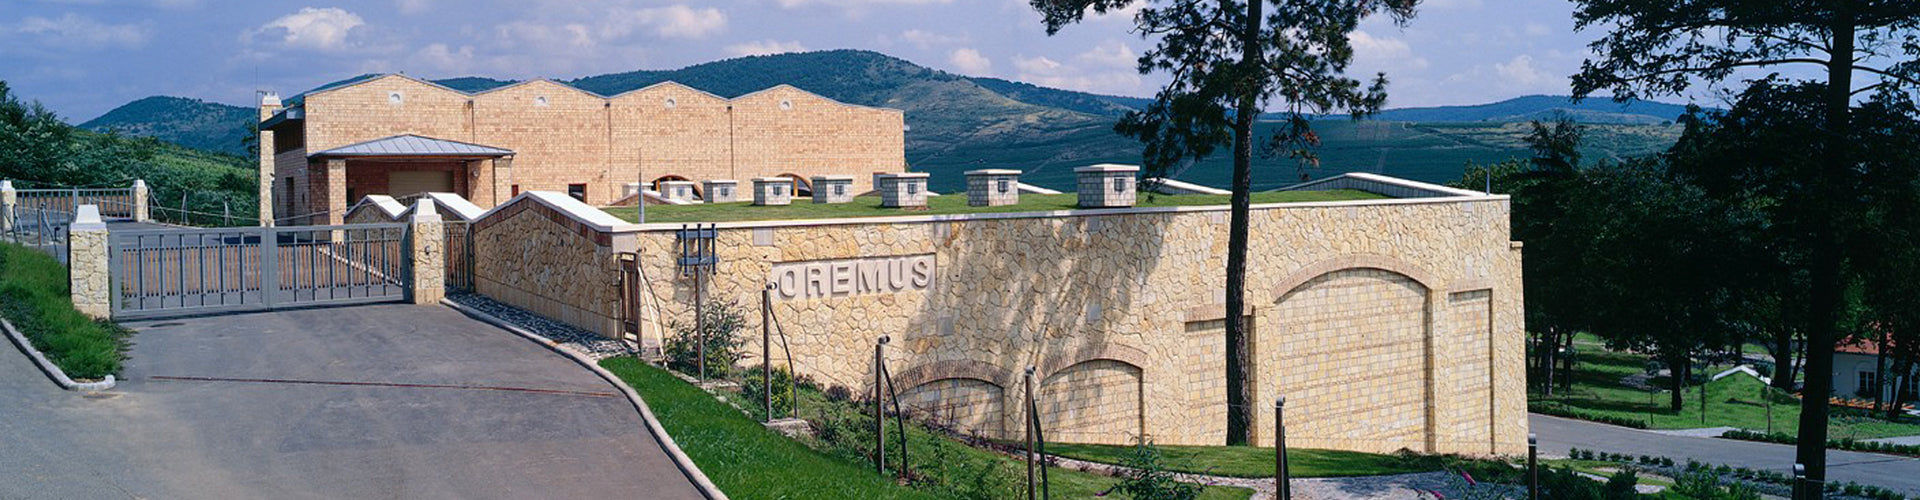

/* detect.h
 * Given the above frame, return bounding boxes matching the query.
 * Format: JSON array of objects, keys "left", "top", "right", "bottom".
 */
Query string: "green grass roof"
[{"left": 603, "top": 189, "right": 1389, "bottom": 224}]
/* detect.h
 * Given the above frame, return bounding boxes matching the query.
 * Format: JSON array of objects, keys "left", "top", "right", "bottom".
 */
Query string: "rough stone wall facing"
[{"left": 470, "top": 195, "right": 1527, "bottom": 455}]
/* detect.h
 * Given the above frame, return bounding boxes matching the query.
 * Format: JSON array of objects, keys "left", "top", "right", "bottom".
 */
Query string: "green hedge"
[
  {"left": 1529, "top": 401, "right": 1651, "bottom": 428},
  {"left": 0, "top": 243, "right": 128, "bottom": 379},
  {"left": 1721, "top": 429, "right": 1920, "bottom": 457}
]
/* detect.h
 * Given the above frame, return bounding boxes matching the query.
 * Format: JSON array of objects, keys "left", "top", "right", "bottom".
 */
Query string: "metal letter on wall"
[{"left": 770, "top": 254, "right": 934, "bottom": 300}]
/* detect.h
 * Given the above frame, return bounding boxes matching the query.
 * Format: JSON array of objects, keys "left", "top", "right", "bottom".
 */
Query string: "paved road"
[
  {"left": 1532, "top": 414, "right": 1920, "bottom": 494},
  {"left": 1, "top": 304, "right": 706, "bottom": 500}
]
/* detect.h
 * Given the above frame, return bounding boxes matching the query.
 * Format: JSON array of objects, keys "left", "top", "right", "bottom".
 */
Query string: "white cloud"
[
  {"left": 1494, "top": 54, "right": 1547, "bottom": 86},
  {"left": 1349, "top": 31, "right": 1428, "bottom": 72},
  {"left": 412, "top": 43, "right": 475, "bottom": 71},
  {"left": 948, "top": 47, "right": 991, "bottom": 74},
  {"left": 495, "top": 21, "right": 595, "bottom": 50},
  {"left": 14, "top": 13, "right": 151, "bottom": 49},
  {"left": 1523, "top": 22, "right": 1551, "bottom": 37},
  {"left": 395, "top": 0, "right": 432, "bottom": 15},
  {"left": 777, "top": 0, "right": 950, "bottom": 7},
  {"left": 601, "top": 4, "right": 726, "bottom": 39},
  {"left": 249, "top": 7, "right": 365, "bottom": 52},
  {"left": 1012, "top": 55, "right": 1063, "bottom": 74},
  {"left": 898, "top": 29, "right": 963, "bottom": 50},
  {"left": 1076, "top": 40, "right": 1135, "bottom": 69},
  {"left": 728, "top": 39, "right": 807, "bottom": 57}
]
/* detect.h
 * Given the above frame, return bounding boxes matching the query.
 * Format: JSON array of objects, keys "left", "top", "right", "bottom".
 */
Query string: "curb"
[
  {"left": 0, "top": 315, "right": 115, "bottom": 391},
  {"left": 442, "top": 299, "right": 728, "bottom": 500}
]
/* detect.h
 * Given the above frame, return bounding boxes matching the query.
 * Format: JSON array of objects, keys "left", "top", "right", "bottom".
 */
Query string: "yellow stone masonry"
[{"left": 471, "top": 194, "right": 1527, "bottom": 456}]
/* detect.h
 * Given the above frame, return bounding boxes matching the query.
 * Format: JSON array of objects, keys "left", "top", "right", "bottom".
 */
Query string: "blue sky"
[{"left": 2, "top": 0, "right": 1717, "bottom": 122}]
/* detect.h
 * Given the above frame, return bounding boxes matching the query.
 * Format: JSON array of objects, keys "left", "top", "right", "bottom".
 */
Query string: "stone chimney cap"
[
  {"left": 752, "top": 177, "right": 794, "bottom": 183},
  {"left": 1075, "top": 164, "right": 1140, "bottom": 173},
  {"left": 703, "top": 179, "right": 738, "bottom": 185},
  {"left": 72, "top": 205, "right": 105, "bottom": 230},
  {"left": 0, "top": 180, "right": 12, "bottom": 191},
  {"left": 810, "top": 175, "right": 854, "bottom": 181},
  {"left": 965, "top": 169, "right": 1022, "bottom": 176},
  {"left": 661, "top": 180, "right": 697, "bottom": 186},
  {"left": 877, "top": 172, "right": 930, "bottom": 179}
]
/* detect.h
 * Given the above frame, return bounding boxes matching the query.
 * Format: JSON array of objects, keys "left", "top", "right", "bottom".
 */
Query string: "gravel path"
[{"left": 448, "top": 293, "right": 636, "bottom": 360}]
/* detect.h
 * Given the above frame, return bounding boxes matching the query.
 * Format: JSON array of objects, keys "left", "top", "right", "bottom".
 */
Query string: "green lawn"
[
  {"left": 1042, "top": 442, "right": 1439, "bottom": 479},
  {"left": 603, "top": 189, "right": 1388, "bottom": 223},
  {"left": 1535, "top": 349, "right": 1920, "bottom": 440},
  {"left": 601, "top": 358, "right": 1253, "bottom": 499},
  {"left": 0, "top": 243, "right": 128, "bottom": 379}
]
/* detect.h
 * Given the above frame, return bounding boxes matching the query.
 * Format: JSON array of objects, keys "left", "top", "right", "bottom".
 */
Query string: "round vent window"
[
  {"left": 664, "top": 97, "right": 677, "bottom": 109},
  {"left": 779, "top": 99, "right": 793, "bottom": 110},
  {"left": 534, "top": 96, "right": 549, "bottom": 107},
  {"left": 388, "top": 91, "right": 404, "bottom": 105}
]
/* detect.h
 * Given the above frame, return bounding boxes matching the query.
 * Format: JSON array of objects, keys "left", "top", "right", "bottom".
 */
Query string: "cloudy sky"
[{"left": 3, "top": 0, "right": 1697, "bottom": 122}]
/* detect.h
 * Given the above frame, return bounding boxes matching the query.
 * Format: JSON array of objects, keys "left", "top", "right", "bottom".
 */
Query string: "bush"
[
  {"left": 742, "top": 364, "right": 796, "bottom": 419},
  {"left": 1604, "top": 469, "right": 1640, "bottom": 500},
  {"left": 664, "top": 299, "right": 748, "bottom": 377},
  {"left": 915, "top": 437, "right": 1018, "bottom": 500},
  {"left": 1115, "top": 441, "right": 1201, "bottom": 500}
]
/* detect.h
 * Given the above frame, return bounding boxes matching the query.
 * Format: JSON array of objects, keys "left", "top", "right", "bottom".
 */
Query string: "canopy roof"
[{"left": 310, "top": 134, "right": 513, "bottom": 159}]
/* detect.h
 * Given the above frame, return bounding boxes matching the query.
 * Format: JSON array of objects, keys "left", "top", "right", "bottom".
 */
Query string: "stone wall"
[{"left": 472, "top": 192, "right": 1527, "bottom": 455}]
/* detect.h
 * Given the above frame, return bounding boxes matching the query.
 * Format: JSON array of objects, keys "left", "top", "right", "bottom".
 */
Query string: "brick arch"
[
  {"left": 1270, "top": 255, "right": 1439, "bottom": 301},
  {"left": 777, "top": 173, "right": 813, "bottom": 195},
  {"left": 1037, "top": 343, "right": 1150, "bottom": 382},
  {"left": 892, "top": 359, "right": 1011, "bottom": 391}
]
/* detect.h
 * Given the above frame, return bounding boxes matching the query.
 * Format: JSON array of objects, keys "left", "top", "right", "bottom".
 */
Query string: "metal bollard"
[
  {"left": 874, "top": 336, "right": 889, "bottom": 474},
  {"left": 1276, "top": 397, "right": 1290, "bottom": 500},
  {"left": 1528, "top": 434, "right": 1539, "bottom": 500}
]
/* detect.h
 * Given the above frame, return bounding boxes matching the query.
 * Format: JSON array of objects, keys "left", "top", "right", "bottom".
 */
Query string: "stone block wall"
[{"left": 471, "top": 191, "right": 1527, "bottom": 455}]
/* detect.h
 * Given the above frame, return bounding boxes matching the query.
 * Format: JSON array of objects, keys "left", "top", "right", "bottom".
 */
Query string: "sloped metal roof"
[{"left": 310, "top": 134, "right": 513, "bottom": 158}]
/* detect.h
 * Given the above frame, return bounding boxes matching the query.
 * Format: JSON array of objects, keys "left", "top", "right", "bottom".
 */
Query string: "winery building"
[{"left": 255, "top": 74, "right": 904, "bottom": 225}]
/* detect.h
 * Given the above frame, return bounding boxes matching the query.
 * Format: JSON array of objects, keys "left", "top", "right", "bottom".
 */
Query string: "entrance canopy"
[{"left": 309, "top": 134, "right": 512, "bottom": 159}]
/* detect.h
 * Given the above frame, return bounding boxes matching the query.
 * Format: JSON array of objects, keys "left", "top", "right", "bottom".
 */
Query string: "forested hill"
[
  {"left": 78, "top": 96, "right": 254, "bottom": 156},
  {"left": 78, "top": 49, "right": 1689, "bottom": 191}
]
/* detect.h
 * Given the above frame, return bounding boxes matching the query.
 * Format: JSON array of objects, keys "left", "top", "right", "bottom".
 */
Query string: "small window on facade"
[
  {"left": 567, "top": 183, "right": 587, "bottom": 202},
  {"left": 388, "top": 91, "right": 404, "bottom": 105},
  {"left": 907, "top": 182, "right": 919, "bottom": 195},
  {"left": 997, "top": 178, "right": 1010, "bottom": 194},
  {"left": 779, "top": 99, "right": 793, "bottom": 110},
  {"left": 775, "top": 185, "right": 786, "bottom": 196},
  {"left": 664, "top": 97, "right": 677, "bottom": 109},
  {"left": 534, "top": 96, "right": 549, "bottom": 107},
  {"left": 511, "top": 184, "right": 520, "bottom": 197},
  {"left": 718, "top": 187, "right": 729, "bottom": 197},
  {"left": 834, "top": 184, "right": 845, "bottom": 196},
  {"left": 1861, "top": 371, "right": 1880, "bottom": 397},
  {"left": 1113, "top": 177, "right": 1127, "bottom": 193}
]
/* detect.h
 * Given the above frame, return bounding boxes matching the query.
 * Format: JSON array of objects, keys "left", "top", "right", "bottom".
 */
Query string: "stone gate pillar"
[
  {"left": 407, "top": 199, "right": 444, "bottom": 305},
  {"left": 68, "top": 205, "right": 111, "bottom": 319},
  {"left": 1, "top": 180, "right": 15, "bottom": 233},
  {"left": 131, "top": 179, "right": 150, "bottom": 222}
]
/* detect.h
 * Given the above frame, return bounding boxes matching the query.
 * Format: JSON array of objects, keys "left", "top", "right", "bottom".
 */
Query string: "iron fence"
[
  {"left": 109, "top": 223, "right": 409, "bottom": 319},
  {"left": 2, "top": 202, "right": 75, "bottom": 262},
  {"left": 444, "top": 220, "right": 473, "bottom": 293},
  {"left": 16, "top": 188, "right": 136, "bottom": 220}
]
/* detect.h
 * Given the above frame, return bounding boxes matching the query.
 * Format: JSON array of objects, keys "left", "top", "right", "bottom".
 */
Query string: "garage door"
[{"left": 389, "top": 170, "right": 453, "bottom": 197}]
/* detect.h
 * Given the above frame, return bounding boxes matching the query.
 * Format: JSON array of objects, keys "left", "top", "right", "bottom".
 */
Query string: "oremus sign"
[{"left": 771, "top": 254, "right": 934, "bottom": 300}]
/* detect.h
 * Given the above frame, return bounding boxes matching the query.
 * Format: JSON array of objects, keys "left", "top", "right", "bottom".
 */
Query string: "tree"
[
  {"left": 1570, "top": 0, "right": 1920, "bottom": 482},
  {"left": 1031, "top": 0, "right": 1415, "bottom": 446}
]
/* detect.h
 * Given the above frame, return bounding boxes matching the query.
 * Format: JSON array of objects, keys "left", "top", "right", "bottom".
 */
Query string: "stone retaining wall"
[{"left": 470, "top": 189, "right": 1527, "bottom": 455}]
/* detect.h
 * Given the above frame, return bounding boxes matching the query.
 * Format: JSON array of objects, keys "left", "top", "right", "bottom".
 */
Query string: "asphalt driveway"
[
  {"left": 1533, "top": 413, "right": 1920, "bottom": 494},
  {"left": 1, "top": 304, "right": 706, "bottom": 500}
]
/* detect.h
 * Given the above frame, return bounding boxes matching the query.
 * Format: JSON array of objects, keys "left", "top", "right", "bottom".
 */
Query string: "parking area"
[{"left": 1, "top": 304, "right": 705, "bottom": 500}]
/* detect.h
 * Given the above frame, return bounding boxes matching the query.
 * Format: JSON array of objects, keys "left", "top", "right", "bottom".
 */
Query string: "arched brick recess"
[
  {"left": 1268, "top": 255, "right": 1440, "bottom": 301},
  {"left": 1036, "top": 343, "right": 1150, "bottom": 382},
  {"left": 1036, "top": 359, "right": 1144, "bottom": 445},
  {"left": 1263, "top": 265, "right": 1433, "bottom": 453},
  {"left": 892, "top": 359, "right": 1011, "bottom": 390},
  {"left": 898, "top": 378, "right": 1007, "bottom": 438}
]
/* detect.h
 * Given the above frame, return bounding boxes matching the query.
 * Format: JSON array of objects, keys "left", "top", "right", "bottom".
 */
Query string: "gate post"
[
  {"left": 1, "top": 180, "right": 15, "bottom": 233},
  {"left": 68, "top": 205, "right": 111, "bottom": 319},
  {"left": 407, "top": 200, "right": 445, "bottom": 305},
  {"left": 132, "top": 180, "right": 150, "bottom": 222}
]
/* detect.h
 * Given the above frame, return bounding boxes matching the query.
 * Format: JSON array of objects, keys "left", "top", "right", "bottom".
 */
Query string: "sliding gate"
[{"left": 109, "top": 223, "right": 410, "bottom": 319}]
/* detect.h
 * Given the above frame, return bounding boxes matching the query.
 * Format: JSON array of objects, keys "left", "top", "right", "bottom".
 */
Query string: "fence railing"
[
  {"left": 2, "top": 202, "right": 75, "bottom": 261},
  {"left": 15, "top": 188, "right": 137, "bottom": 220},
  {"left": 444, "top": 220, "right": 473, "bottom": 293}
]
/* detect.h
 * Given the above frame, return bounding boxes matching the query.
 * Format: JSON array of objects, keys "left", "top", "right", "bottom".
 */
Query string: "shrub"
[
  {"left": 741, "top": 364, "right": 795, "bottom": 419},
  {"left": 915, "top": 437, "right": 1018, "bottom": 500},
  {"left": 664, "top": 299, "right": 748, "bottom": 377},
  {"left": 1115, "top": 441, "right": 1201, "bottom": 500}
]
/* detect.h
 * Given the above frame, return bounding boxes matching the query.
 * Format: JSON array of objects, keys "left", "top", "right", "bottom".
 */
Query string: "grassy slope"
[
  {"left": 0, "top": 243, "right": 128, "bottom": 379},
  {"left": 603, "top": 190, "right": 1387, "bottom": 224},
  {"left": 600, "top": 358, "right": 1252, "bottom": 499},
  {"left": 1534, "top": 349, "right": 1920, "bottom": 439},
  {"left": 1043, "top": 443, "right": 1438, "bottom": 479}
]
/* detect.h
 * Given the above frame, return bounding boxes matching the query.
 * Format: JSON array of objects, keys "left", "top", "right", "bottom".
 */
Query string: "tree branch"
[
  {"left": 1619, "top": 58, "right": 1832, "bottom": 83},
  {"left": 1852, "top": 65, "right": 1920, "bottom": 88}
]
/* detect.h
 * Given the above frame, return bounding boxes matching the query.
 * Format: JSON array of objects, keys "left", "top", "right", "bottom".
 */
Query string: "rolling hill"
[
  {"left": 78, "top": 96, "right": 254, "bottom": 156},
  {"left": 78, "top": 50, "right": 1688, "bottom": 192}
]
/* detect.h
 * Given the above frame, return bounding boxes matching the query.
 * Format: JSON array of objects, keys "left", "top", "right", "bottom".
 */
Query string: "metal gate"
[
  {"left": 109, "top": 223, "right": 410, "bottom": 319},
  {"left": 444, "top": 220, "right": 473, "bottom": 293}
]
